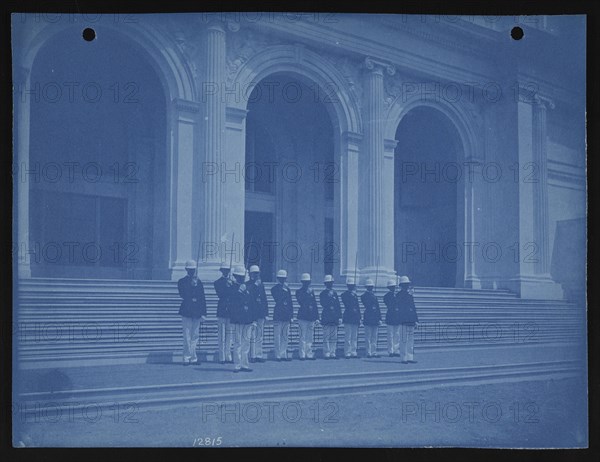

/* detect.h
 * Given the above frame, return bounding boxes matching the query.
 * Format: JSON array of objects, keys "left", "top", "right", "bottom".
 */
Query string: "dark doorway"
[
  {"left": 245, "top": 211, "right": 274, "bottom": 282},
  {"left": 394, "top": 107, "right": 461, "bottom": 287}
]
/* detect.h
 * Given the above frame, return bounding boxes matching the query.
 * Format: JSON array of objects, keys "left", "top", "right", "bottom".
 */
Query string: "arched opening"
[
  {"left": 28, "top": 28, "right": 167, "bottom": 279},
  {"left": 244, "top": 72, "right": 335, "bottom": 282},
  {"left": 394, "top": 106, "right": 464, "bottom": 287}
]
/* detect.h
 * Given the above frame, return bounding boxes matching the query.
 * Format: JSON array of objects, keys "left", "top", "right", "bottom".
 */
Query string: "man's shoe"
[
  {"left": 233, "top": 368, "right": 241, "bottom": 373},
  {"left": 408, "top": 360, "right": 417, "bottom": 363},
  {"left": 183, "top": 360, "right": 190, "bottom": 366},
  {"left": 219, "top": 361, "right": 226, "bottom": 365},
  {"left": 401, "top": 360, "right": 408, "bottom": 364},
  {"left": 241, "top": 367, "right": 253, "bottom": 372}
]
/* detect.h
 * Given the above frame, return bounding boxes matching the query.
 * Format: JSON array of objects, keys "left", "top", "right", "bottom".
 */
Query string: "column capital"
[
  {"left": 172, "top": 98, "right": 201, "bottom": 115},
  {"left": 225, "top": 106, "right": 248, "bottom": 124},
  {"left": 13, "top": 65, "right": 30, "bottom": 84},
  {"left": 201, "top": 13, "right": 240, "bottom": 33},
  {"left": 364, "top": 57, "right": 396, "bottom": 76},
  {"left": 342, "top": 131, "right": 363, "bottom": 146},
  {"left": 533, "top": 94, "right": 556, "bottom": 110}
]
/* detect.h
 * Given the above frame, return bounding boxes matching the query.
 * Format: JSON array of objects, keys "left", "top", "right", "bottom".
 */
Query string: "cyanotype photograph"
[{"left": 11, "top": 11, "right": 587, "bottom": 448}]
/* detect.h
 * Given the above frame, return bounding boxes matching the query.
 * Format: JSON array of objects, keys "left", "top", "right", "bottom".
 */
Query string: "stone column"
[
  {"left": 532, "top": 95, "right": 552, "bottom": 275},
  {"left": 358, "top": 57, "right": 396, "bottom": 284},
  {"left": 14, "top": 65, "right": 32, "bottom": 278},
  {"left": 198, "top": 21, "right": 227, "bottom": 276}
]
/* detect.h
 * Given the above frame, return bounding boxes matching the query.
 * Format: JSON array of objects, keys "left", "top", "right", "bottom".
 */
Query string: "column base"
[
  {"left": 464, "top": 275, "right": 482, "bottom": 289},
  {"left": 342, "top": 266, "right": 397, "bottom": 288},
  {"left": 18, "top": 263, "right": 31, "bottom": 279},
  {"left": 507, "top": 274, "right": 564, "bottom": 300}
]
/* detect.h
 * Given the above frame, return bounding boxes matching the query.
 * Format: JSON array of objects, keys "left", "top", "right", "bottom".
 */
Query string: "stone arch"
[
  {"left": 14, "top": 20, "right": 196, "bottom": 279},
  {"left": 229, "top": 44, "right": 362, "bottom": 135},
  {"left": 385, "top": 98, "right": 480, "bottom": 161},
  {"left": 387, "top": 98, "right": 483, "bottom": 288},
  {"left": 18, "top": 21, "right": 195, "bottom": 102}
]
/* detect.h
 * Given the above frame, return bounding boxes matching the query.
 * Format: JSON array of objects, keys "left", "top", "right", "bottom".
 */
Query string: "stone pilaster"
[
  {"left": 509, "top": 89, "right": 562, "bottom": 299},
  {"left": 170, "top": 98, "right": 201, "bottom": 280}
]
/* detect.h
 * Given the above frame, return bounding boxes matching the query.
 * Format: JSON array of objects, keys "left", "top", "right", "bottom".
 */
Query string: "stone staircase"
[{"left": 15, "top": 278, "right": 585, "bottom": 369}]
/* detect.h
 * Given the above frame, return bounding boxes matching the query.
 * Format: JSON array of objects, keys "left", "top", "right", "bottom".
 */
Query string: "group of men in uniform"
[{"left": 177, "top": 260, "right": 419, "bottom": 372}]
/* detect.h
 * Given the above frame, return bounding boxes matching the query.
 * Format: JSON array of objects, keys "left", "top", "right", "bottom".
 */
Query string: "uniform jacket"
[
  {"left": 384, "top": 290, "right": 401, "bottom": 325},
  {"left": 396, "top": 289, "right": 419, "bottom": 325},
  {"left": 341, "top": 290, "right": 361, "bottom": 325},
  {"left": 320, "top": 288, "right": 342, "bottom": 326},
  {"left": 213, "top": 276, "right": 232, "bottom": 318},
  {"left": 248, "top": 279, "right": 269, "bottom": 319},
  {"left": 295, "top": 286, "right": 319, "bottom": 321},
  {"left": 271, "top": 283, "right": 294, "bottom": 322},
  {"left": 361, "top": 291, "right": 382, "bottom": 326},
  {"left": 228, "top": 282, "right": 255, "bottom": 325},
  {"left": 177, "top": 275, "right": 207, "bottom": 318}
]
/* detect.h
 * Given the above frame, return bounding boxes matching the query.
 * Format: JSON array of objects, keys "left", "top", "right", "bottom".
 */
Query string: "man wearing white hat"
[
  {"left": 397, "top": 276, "right": 419, "bottom": 363},
  {"left": 177, "top": 260, "right": 208, "bottom": 365},
  {"left": 247, "top": 265, "right": 268, "bottom": 363},
  {"left": 214, "top": 262, "right": 233, "bottom": 364},
  {"left": 341, "top": 277, "right": 361, "bottom": 358},
  {"left": 384, "top": 278, "right": 401, "bottom": 357},
  {"left": 229, "top": 266, "right": 254, "bottom": 372},
  {"left": 295, "top": 273, "right": 319, "bottom": 360},
  {"left": 320, "top": 274, "right": 342, "bottom": 359},
  {"left": 271, "top": 269, "right": 294, "bottom": 361},
  {"left": 361, "top": 278, "right": 382, "bottom": 358}
]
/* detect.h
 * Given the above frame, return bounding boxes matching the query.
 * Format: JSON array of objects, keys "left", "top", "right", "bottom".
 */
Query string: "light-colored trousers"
[
  {"left": 216, "top": 317, "right": 233, "bottom": 362},
  {"left": 297, "top": 319, "right": 316, "bottom": 358},
  {"left": 322, "top": 324, "right": 338, "bottom": 357},
  {"left": 232, "top": 323, "right": 253, "bottom": 369},
  {"left": 181, "top": 316, "right": 201, "bottom": 362},
  {"left": 250, "top": 317, "right": 265, "bottom": 359},
  {"left": 387, "top": 324, "right": 401, "bottom": 354},
  {"left": 400, "top": 324, "right": 416, "bottom": 361},
  {"left": 273, "top": 321, "right": 290, "bottom": 359},
  {"left": 364, "top": 325, "right": 379, "bottom": 356},
  {"left": 344, "top": 323, "right": 358, "bottom": 356}
]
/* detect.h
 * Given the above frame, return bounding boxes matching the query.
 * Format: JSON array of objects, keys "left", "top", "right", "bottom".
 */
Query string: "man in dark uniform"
[
  {"left": 229, "top": 266, "right": 255, "bottom": 372},
  {"left": 271, "top": 269, "right": 294, "bottom": 361},
  {"left": 320, "top": 274, "right": 342, "bottom": 359},
  {"left": 361, "top": 278, "right": 382, "bottom": 358},
  {"left": 214, "top": 262, "right": 233, "bottom": 364},
  {"left": 295, "top": 273, "right": 319, "bottom": 360},
  {"left": 341, "top": 277, "right": 361, "bottom": 358},
  {"left": 248, "top": 265, "right": 269, "bottom": 363},
  {"left": 397, "top": 276, "right": 419, "bottom": 364},
  {"left": 177, "top": 260, "right": 207, "bottom": 365},
  {"left": 384, "top": 279, "right": 401, "bottom": 357}
]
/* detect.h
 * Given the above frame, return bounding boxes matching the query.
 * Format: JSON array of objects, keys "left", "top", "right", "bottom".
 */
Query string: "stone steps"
[
  {"left": 15, "top": 359, "right": 583, "bottom": 416},
  {"left": 15, "top": 278, "right": 584, "bottom": 369}
]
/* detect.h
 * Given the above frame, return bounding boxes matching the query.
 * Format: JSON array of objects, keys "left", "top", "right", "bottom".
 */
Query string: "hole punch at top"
[
  {"left": 511, "top": 26, "right": 524, "bottom": 41},
  {"left": 82, "top": 28, "right": 96, "bottom": 42}
]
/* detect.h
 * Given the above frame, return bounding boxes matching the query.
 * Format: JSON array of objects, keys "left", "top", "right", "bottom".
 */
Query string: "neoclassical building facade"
[{"left": 13, "top": 13, "right": 586, "bottom": 299}]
